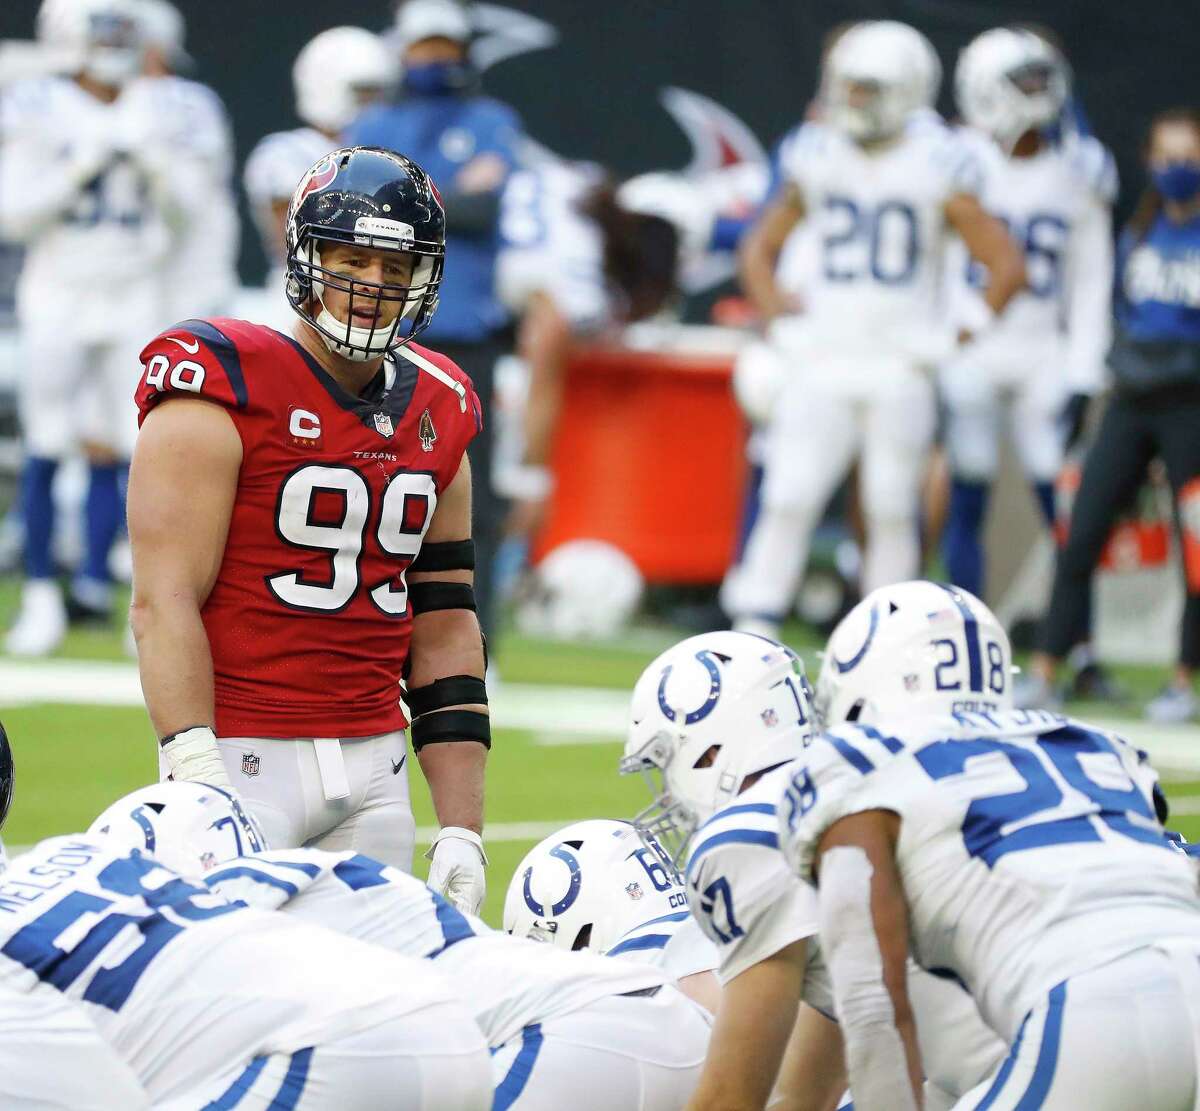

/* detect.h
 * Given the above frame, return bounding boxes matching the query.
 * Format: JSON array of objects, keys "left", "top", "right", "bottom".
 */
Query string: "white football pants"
[
  {"left": 212, "top": 731, "right": 416, "bottom": 871},
  {"left": 953, "top": 944, "right": 1200, "bottom": 1110},
  {"left": 109, "top": 912, "right": 489, "bottom": 1110},
  {"left": 726, "top": 368, "right": 935, "bottom": 624},
  {"left": 164, "top": 1002, "right": 492, "bottom": 1111},
  {"left": 0, "top": 986, "right": 149, "bottom": 1110},
  {"left": 939, "top": 352, "right": 1068, "bottom": 483},
  {"left": 907, "top": 966, "right": 1006, "bottom": 1109},
  {"left": 489, "top": 986, "right": 711, "bottom": 1110},
  {"left": 18, "top": 277, "right": 161, "bottom": 460}
]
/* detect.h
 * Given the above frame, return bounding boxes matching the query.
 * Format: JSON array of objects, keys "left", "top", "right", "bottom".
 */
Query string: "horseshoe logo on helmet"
[
  {"left": 832, "top": 603, "right": 879, "bottom": 674},
  {"left": 657, "top": 649, "right": 723, "bottom": 726},
  {"left": 522, "top": 842, "right": 583, "bottom": 917}
]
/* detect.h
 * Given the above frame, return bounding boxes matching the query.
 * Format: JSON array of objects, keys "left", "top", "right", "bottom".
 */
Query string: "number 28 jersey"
[
  {"left": 780, "top": 711, "right": 1200, "bottom": 1040},
  {"left": 134, "top": 318, "right": 482, "bottom": 739}
]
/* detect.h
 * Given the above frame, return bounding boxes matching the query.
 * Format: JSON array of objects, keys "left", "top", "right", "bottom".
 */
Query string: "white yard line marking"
[
  {"left": 4, "top": 661, "right": 1200, "bottom": 768},
  {"left": 0, "top": 660, "right": 632, "bottom": 740}
]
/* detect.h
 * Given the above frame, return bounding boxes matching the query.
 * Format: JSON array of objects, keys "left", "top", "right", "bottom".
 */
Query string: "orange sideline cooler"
[{"left": 533, "top": 343, "right": 747, "bottom": 583}]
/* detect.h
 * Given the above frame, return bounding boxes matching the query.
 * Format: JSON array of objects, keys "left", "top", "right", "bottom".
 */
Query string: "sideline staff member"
[
  {"left": 1027, "top": 108, "right": 1200, "bottom": 723},
  {"left": 347, "top": 0, "right": 524, "bottom": 646}
]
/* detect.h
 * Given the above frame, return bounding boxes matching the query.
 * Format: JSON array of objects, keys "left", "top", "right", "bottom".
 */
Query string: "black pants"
[
  {"left": 433, "top": 332, "right": 510, "bottom": 645},
  {"left": 1040, "top": 385, "right": 1200, "bottom": 666}
]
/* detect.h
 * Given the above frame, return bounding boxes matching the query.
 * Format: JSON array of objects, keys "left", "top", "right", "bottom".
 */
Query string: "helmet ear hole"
[
  {"left": 145, "top": 802, "right": 166, "bottom": 814},
  {"left": 570, "top": 924, "right": 593, "bottom": 951},
  {"left": 692, "top": 744, "right": 721, "bottom": 770},
  {"left": 845, "top": 700, "right": 866, "bottom": 723}
]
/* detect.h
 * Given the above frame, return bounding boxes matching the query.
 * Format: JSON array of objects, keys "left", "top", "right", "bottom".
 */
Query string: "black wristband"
[
  {"left": 411, "top": 539, "right": 475, "bottom": 573},
  {"left": 410, "top": 709, "right": 491, "bottom": 751},
  {"left": 410, "top": 580, "right": 477, "bottom": 615},
  {"left": 407, "top": 674, "right": 488, "bottom": 717}
]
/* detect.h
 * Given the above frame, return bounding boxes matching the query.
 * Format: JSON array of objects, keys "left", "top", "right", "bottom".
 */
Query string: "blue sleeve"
[
  {"left": 709, "top": 214, "right": 753, "bottom": 252},
  {"left": 470, "top": 100, "right": 524, "bottom": 173},
  {"left": 343, "top": 105, "right": 391, "bottom": 148}
]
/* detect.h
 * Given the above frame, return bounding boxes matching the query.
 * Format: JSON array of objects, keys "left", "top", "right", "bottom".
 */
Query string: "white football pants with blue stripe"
[
  {"left": 159, "top": 1006, "right": 491, "bottom": 1111},
  {"left": 953, "top": 945, "right": 1200, "bottom": 1110},
  {"left": 137, "top": 920, "right": 491, "bottom": 1111},
  {"left": 488, "top": 986, "right": 711, "bottom": 1110}
]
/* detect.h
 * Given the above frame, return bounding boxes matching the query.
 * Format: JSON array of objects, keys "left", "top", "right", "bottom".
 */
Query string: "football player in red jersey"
[{"left": 126, "top": 147, "right": 491, "bottom": 913}]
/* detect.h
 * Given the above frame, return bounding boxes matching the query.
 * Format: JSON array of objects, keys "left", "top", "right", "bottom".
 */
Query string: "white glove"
[
  {"left": 66, "top": 137, "right": 116, "bottom": 189},
  {"left": 160, "top": 726, "right": 233, "bottom": 791},
  {"left": 426, "top": 827, "right": 487, "bottom": 915}
]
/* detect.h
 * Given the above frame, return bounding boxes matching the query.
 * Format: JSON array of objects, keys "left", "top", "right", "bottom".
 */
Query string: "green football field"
[{"left": 3, "top": 578, "right": 1200, "bottom": 928}]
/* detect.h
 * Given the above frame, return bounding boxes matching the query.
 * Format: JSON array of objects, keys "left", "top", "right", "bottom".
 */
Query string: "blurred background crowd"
[{"left": 1, "top": 0, "right": 1199, "bottom": 722}]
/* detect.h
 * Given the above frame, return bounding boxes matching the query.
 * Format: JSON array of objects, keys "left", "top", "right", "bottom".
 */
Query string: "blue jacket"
[
  {"left": 347, "top": 94, "right": 523, "bottom": 343},
  {"left": 1109, "top": 211, "right": 1200, "bottom": 394}
]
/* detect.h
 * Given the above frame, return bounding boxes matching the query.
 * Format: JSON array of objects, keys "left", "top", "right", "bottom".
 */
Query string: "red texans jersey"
[{"left": 135, "top": 318, "right": 481, "bottom": 739}]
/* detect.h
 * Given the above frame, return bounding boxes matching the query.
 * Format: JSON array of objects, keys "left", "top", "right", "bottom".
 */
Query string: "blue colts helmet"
[
  {"left": 816, "top": 580, "right": 1014, "bottom": 726},
  {"left": 621, "top": 631, "right": 816, "bottom": 866},
  {"left": 88, "top": 781, "right": 267, "bottom": 875},
  {"left": 504, "top": 819, "right": 687, "bottom": 954}
]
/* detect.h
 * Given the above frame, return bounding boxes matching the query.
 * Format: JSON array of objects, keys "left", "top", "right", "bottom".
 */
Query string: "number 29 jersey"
[
  {"left": 134, "top": 318, "right": 482, "bottom": 739},
  {"left": 780, "top": 711, "right": 1200, "bottom": 1040}
]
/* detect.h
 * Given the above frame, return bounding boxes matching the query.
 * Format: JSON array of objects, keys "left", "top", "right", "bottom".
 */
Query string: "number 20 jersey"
[
  {"left": 780, "top": 711, "right": 1200, "bottom": 1040},
  {"left": 134, "top": 318, "right": 482, "bottom": 739},
  {"left": 775, "top": 116, "right": 981, "bottom": 363}
]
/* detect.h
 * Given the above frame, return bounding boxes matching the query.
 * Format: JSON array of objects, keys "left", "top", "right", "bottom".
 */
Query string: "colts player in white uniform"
[
  {"left": 242, "top": 26, "right": 397, "bottom": 330},
  {"left": 7, "top": 801, "right": 492, "bottom": 1109},
  {"left": 726, "top": 21, "right": 1025, "bottom": 638},
  {"left": 779, "top": 580, "right": 1200, "bottom": 1110},
  {"left": 132, "top": 0, "right": 239, "bottom": 323},
  {"left": 93, "top": 784, "right": 713, "bottom": 1111},
  {"left": 1, "top": 0, "right": 180, "bottom": 655},
  {"left": 620, "top": 631, "right": 1004, "bottom": 1111},
  {"left": 941, "top": 28, "right": 1116, "bottom": 598},
  {"left": 503, "top": 819, "right": 720, "bottom": 1012},
  {"left": 0, "top": 723, "right": 150, "bottom": 1109},
  {"left": 0, "top": 984, "right": 151, "bottom": 1110}
]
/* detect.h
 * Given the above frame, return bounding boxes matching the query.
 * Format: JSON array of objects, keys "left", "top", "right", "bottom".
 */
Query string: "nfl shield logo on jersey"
[
  {"left": 419, "top": 408, "right": 437, "bottom": 452},
  {"left": 241, "top": 753, "right": 261, "bottom": 778},
  {"left": 625, "top": 881, "right": 644, "bottom": 901},
  {"left": 373, "top": 411, "right": 394, "bottom": 439}
]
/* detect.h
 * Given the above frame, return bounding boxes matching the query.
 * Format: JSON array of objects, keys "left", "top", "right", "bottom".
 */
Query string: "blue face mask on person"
[
  {"left": 402, "top": 60, "right": 472, "bottom": 96},
  {"left": 1153, "top": 162, "right": 1200, "bottom": 203}
]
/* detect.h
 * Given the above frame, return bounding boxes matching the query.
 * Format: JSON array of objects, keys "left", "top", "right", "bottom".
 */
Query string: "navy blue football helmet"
[
  {"left": 0, "top": 721, "right": 12, "bottom": 831},
  {"left": 285, "top": 146, "right": 446, "bottom": 361}
]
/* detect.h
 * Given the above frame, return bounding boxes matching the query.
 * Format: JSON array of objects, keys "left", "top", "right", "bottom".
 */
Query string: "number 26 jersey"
[
  {"left": 779, "top": 712, "right": 1200, "bottom": 1040},
  {"left": 134, "top": 318, "right": 482, "bottom": 739}
]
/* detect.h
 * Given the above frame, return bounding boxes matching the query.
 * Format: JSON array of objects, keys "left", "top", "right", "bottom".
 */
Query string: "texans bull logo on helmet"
[{"left": 293, "top": 154, "right": 340, "bottom": 210}]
